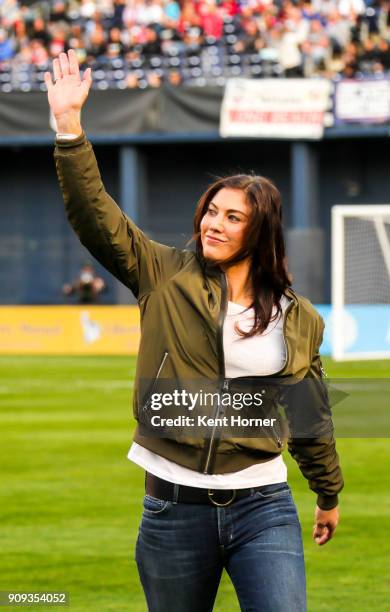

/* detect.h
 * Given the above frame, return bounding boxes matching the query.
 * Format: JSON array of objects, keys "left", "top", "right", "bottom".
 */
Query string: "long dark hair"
[{"left": 193, "top": 174, "right": 291, "bottom": 338}]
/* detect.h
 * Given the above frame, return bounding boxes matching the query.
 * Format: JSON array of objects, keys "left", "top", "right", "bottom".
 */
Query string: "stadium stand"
[{"left": 0, "top": 0, "right": 390, "bottom": 90}]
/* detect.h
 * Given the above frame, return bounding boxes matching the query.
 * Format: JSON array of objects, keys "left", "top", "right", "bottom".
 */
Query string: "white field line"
[{"left": 0, "top": 380, "right": 134, "bottom": 393}]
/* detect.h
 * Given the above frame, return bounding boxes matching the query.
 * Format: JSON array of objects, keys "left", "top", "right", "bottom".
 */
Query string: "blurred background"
[
  {"left": 0, "top": 0, "right": 390, "bottom": 320},
  {"left": 1, "top": 0, "right": 390, "bottom": 358}
]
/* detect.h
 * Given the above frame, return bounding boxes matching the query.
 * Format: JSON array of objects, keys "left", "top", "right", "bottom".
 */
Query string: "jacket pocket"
[
  {"left": 141, "top": 351, "right": 169, "bottom": 413},
  {"left": 262, "top": 397, "right": 284, "bottom": 450}
]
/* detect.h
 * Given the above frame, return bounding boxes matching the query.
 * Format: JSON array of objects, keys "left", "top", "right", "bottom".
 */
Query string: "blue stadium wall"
[{"left": 1, "top": 134, "right": 389, "bottom": 305}]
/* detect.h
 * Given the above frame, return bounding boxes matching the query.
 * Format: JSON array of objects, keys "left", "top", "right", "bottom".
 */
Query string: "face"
[{"left": 200, "top": 188, "right": 251, "bottom": 263}]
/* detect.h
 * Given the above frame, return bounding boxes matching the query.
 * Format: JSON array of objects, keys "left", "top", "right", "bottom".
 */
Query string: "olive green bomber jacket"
[{"left": 54, "top": 133, "right": 344, "bottom": 511}]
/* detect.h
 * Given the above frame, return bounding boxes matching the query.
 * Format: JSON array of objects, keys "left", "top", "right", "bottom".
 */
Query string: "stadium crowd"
[{"left": 1, "top": 0, "right": 390, "bottom": 89}]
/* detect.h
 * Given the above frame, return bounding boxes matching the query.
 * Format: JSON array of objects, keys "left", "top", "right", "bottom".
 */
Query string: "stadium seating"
[{"left": 1, "top": 0, "right": 390, "bottom": 90}]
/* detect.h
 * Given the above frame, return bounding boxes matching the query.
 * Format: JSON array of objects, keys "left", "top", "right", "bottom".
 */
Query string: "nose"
[{"left": 210, "top": 215, "right": 224, "bottom": 232}]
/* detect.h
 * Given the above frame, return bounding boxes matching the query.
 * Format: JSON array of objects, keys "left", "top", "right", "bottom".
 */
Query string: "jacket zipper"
[
  {"left": 203, "top": 271, "right": 228, "bottom": 474},
  {"left": 203, "top": 289, "right": 295, "bottom": 467},
  {"left": 275, "top": 296, "right": 294, "bottom": 376},
  {"left": 272, "top": 297, "right": 294, "bottom": 448},
  {"left": 273, "top": 415, "right": 283, "bottom": 448},
  {"left": 141, "top": 351, "right": 169, "bottom": 412}
]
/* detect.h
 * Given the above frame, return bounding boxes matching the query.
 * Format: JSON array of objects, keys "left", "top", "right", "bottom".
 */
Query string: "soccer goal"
[{"left": 331, "top": 205, "right": 390, "bottom": 361}]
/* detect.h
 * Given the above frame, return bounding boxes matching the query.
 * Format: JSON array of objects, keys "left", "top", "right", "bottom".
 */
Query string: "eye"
[
  {"left": 207, "top": 208, "right": 217, "bottom": 216},
  {"left": 228, "top": 214, "right": 241, "bottom": 222}
]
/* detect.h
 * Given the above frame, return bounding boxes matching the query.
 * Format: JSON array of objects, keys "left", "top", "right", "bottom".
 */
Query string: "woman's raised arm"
[{"left": 46, "top": 51, "right": 188, "bottom": 299}]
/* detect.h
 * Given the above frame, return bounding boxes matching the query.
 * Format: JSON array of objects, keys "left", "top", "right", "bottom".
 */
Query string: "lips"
[{"left": 205, "top": 235, "right": 226, "bottom": 243}]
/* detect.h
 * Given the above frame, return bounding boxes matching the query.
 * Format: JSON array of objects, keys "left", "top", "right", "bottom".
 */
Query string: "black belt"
[{"left": 146, "top": 472, "right": 268, "bottom": 507}]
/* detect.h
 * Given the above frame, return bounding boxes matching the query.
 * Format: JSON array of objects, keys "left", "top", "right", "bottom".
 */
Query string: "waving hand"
[{"left": 45, "top": 50, "right": 92, "bottom": 135}]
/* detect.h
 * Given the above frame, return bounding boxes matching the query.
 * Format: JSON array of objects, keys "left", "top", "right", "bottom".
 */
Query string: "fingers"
[
  {"left": 44, "top": 71, "right": 53, "bottom": 90},
  {"left": 59, "top": 52, "right": 70, "bottom": 76},
  {"left": 82, "top": 67, "right": 93, "bottom": 91},
  {"left": 53, "top": 58, "right": 61, "bottom": 82},
  {"left": 313, "top": 522, "right": 335, "bottom": 546},
  {"left": 313, "top": 523, "right": 328, "bottom": 545},
  {"left": 314, "top": 506, "right": 339, "bottom": 546},
  {"left": 68, "top": 48, "right": 80, "bottom": 77},
  {"left": 50, "top": 51, "right": 91, "bottom": 95}
]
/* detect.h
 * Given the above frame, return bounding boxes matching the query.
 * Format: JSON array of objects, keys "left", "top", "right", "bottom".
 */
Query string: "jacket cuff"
[
  {"left": 317, "top": 493, "right": 339, "bottom": 510},
  {"left": 55, "top": 131, "right": 87, "bottom": 148}
]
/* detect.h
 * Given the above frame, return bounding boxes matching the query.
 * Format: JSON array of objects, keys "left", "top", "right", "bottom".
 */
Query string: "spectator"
[
  {"left": 277, "top": 20, "right": 305, "bottom": 77},
  {"left": 111, "top": 0, "right": 126, "bottom": 28},
  {"left": 31, "top": 17, "right": 51, "bottom": 48},
  {"left": 50, "top": 0, "right": 70, "bottom": 23},
  {"left": 137, "top": 0, "right": 164, "bottom": 26},
  {"left": 378, "top": 37, "right": 390, "bottom": 71},
  {"left": 63, "top": 263, "right": 107, "bottom": 304},
  {"left": 233, "top": 20, "right": 263, "bottom": 54},
  {"left": 378, "top": 0, "right": 390, "bottom": 38},
  {"left": 358, "top": 36, "right": 380, "bottom": 71},
  {"left": 0, "top": 27, "right": 14, "bottom": 61},
  {"left": 326, "top": 9, "right": 351, "bottom": 53},
  {"left": 13, "top": 19, "right": 29, "bottom": 54},
  {"left": 126, "top": 71, "right": 139, "bottom": 87},
  {"left": 198, "top": 0, "right": 224, "bottom": 39},
  {"left": 167, "top": 67, "right": 182, "bottom": 84},
  {"left": 179, "top": 0, "right": 201, "bottom": 32},
  {"left": 106, "top": 26, "right": 127, "bottom": 56},
  {"left": 306, "top": 18, "right": 331, "bottom": 71},
  {"left": 67, "top": 23, "right": 87, "bottom": 63},
  {"left": 220, "top": 0, "right": 240, "bottom": 18},
  {"left": 87, "top": 22, "right": 107, "bottom": 57},
  {"left": 340, "top": 40, "right": 359, "bottom": 76},
  {"left": 326, "top": 49, "right": 345, "bottom": 75},
  {"left": 141, "top": 26, "right": 162, "bottom": 55},
  {"left": 80, "top": 0, "right": 98, "bottom": 20},
  {"left": 147, "top": 69, "right": 162, "bottom": 85},
  {"left": 13, "top": 40, "right": 32, "bottom": 64},
  {"left": 49, "top": 25, "right": 68, "bottom": 58},
  {"left": 30, "top": 39, "right": 49, "bottom": 65},
  {"left": 182, "top": 26, "right": 203, "bottom": 55},
  {"left": 311, "top": 0, "right": 339, "bottom": 17},
  {"left": 338, "top": 0, "right": 365, "bottom": 19},
  {"left": 163, "top": 0, "right": 181, "bottom": 24}
]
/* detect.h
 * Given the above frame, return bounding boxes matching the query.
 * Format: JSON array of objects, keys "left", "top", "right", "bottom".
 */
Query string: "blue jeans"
[{"left": 135, "top": 482, "right": 306, "bottom": 611}]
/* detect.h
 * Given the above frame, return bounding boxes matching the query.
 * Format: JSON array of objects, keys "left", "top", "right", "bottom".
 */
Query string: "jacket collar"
[
  {"left": 284, "top": 286, "right": 299, "bottom": 307},
  {"left": 197, "top": 254, "right": 223, "bottom": 279}
]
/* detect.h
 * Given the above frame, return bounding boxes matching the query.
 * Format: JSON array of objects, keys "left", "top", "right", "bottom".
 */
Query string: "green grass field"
[{"left": 1, "top": 356, "right": 390, "bottom": 611}]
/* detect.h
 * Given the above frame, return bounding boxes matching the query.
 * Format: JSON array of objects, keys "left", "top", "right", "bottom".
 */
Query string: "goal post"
[{"left": 331, "top": 205, "right": 390, "bottom": 361}]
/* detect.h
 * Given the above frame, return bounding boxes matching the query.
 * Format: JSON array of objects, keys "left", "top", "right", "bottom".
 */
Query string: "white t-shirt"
[{"left": 128, "top": 296, "right": 291, "bottom": 489}]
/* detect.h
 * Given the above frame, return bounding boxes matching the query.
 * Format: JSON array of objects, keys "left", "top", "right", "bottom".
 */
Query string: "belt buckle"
[{"left": 207, "top": 489, "right": 236, "bottom": 507}]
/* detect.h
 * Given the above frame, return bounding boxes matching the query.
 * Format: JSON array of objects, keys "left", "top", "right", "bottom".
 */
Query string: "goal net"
[{"left": 331, "top": 205, "right": 390, "bottom": 361}]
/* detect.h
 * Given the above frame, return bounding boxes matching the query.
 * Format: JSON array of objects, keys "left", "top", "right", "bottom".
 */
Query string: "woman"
[{"left": 45, "top": 50, "right": 343, "bottom": 612}]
